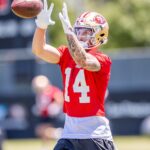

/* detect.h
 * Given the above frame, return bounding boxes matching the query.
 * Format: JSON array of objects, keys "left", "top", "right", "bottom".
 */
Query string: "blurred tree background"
[
  {"left": 47, "top": 0, "right": 76, "bottom": 47},
  {"left": 47, "top": 0, "right": 150, "bottom": 51}
]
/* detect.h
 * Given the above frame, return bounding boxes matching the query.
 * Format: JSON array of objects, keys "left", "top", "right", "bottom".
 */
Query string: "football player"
[
  {"left": 32, "top": 0, "right": 116, "bottom": 149},
  {"left": 32, "top": 75, "right": 64, "bottom": 150}
]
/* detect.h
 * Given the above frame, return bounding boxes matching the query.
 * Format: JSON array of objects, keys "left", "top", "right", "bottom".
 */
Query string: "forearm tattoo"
[{"left": 66, "top": 33, "right": 87, "bottom": 67}]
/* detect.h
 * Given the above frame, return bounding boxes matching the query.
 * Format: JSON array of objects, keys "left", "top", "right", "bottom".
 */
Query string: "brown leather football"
[{"left": 11, "top": 0, "right": 43, "bottom": 18}]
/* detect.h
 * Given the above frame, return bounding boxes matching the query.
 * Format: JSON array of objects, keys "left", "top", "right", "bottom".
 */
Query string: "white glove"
[
  {"left": 35, "top": 0, "right": 55, "bottom": 29},
  {"left": 59, "top": 3, "right": 73, "bottom": 34}
]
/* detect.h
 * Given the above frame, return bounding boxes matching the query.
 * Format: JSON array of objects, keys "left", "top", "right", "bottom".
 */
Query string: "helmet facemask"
[{"left": 74, "top": 26, "right": 96, "bottom": 49}]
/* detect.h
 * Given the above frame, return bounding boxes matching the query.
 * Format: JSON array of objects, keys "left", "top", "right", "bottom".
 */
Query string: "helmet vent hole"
[{"left": 100, "top": 33, "right": 105, "bottom": 37}]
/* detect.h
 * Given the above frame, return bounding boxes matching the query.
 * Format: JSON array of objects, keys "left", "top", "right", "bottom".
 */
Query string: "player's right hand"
[
  {"left": 59, "top": 3, "right": 73, "bottom": 34},
  {"left": 35, "top": 0, "right": 55, "bottom": 29}
]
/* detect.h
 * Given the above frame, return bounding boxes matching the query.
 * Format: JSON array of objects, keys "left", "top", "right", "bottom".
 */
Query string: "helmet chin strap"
[
  {"left": 79, "top": 40, "right": 89, "bottom": 50},
  {"left": 79, "top": 37, "right": 97, "bottom": 50},
  {"left": 79, "top": 40, "right": 101, "bottom": 51},
  {"left": 78, "top": 35, "right": 101, "bottom": 50}
]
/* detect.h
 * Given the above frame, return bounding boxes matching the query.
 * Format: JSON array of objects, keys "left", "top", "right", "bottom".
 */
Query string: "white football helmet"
[{"left": 74, "top": 12, "right": 109, "bottom": 49}]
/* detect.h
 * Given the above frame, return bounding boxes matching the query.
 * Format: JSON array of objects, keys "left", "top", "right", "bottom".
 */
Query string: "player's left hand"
[
  {"left": 35, "top": 0, "right": 55, "bottom": 29},
  {"left": 59, "top": 3, "right": 73, "bottom": 34}
]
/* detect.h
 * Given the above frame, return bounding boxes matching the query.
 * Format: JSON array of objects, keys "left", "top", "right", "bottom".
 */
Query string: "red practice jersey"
[
  {"left": 58, "top": 46, "right": 111, "bottom": 117},
  {"left": 37, "top": 85, "right": 61, "bottom": 117}
]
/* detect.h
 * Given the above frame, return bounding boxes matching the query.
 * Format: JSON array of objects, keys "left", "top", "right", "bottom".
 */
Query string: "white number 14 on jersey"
[{"left": 65, "top": 67, "right": 90, "bottom": 103}]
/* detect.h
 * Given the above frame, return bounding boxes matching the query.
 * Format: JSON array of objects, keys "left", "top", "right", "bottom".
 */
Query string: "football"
[{"left": 11, "top": 0, "right": 43, "bottom": 18}]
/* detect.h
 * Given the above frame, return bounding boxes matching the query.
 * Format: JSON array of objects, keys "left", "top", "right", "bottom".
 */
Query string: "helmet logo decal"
[{"left": 94, "top": 15, "right": 106, "bottom": 25}]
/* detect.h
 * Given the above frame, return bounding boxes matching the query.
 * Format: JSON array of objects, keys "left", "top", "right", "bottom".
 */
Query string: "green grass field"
[{"left": 3, "top": 136, "right": 150, "bottom": 150}]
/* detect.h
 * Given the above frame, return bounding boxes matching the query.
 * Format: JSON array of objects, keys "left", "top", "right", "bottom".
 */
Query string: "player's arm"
[
  {"left": 59, "top": 3, "right": 100, "bottom": 72},
  {"left": 32, "top": 0, "right": 60, "bottom": 64},
  {"left": 32, "top": 28, "right": 60, "bottom": 64},
  {"left": 53, "top": 89, "right": 64, "bottom": 105},
  {"left": 66, "top": 33, "right": 100, "bottom": 71}
]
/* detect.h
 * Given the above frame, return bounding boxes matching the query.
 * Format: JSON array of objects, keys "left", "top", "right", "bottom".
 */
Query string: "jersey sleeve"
[
  {"left": 57, "top": 45, "right": 67, "bottom": 65},
  {"left": 92, "top": 52, "right": 112, "bottom": 74}
]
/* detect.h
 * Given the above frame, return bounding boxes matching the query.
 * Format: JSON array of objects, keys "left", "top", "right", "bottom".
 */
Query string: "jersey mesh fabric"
[{"left": 61, "top": 114, "right": 113, "bottom": 140}]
